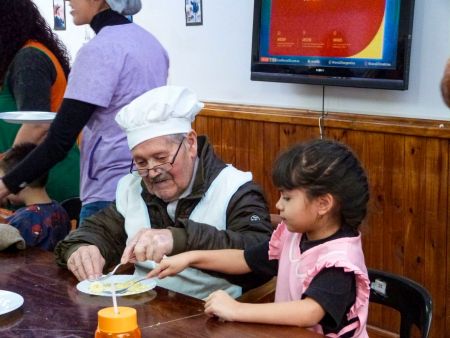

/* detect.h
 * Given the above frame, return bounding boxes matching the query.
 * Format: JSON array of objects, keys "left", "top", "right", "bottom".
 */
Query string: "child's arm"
[
  {"left": 204, "top": 290, "right": 326, "bottom": 327},
  {"left": 147, "top": 249, "right": 251, "bottom": 279}
]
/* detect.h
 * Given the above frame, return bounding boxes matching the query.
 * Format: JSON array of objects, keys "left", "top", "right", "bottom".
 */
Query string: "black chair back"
[
  {"left": 368, "top": 268, "right": 432, "bottom": 338},
  {"left": 61, "top": 197, "right": 81, "bottom": 230}
]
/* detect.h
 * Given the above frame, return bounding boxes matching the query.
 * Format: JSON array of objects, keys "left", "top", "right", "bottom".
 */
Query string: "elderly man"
[{"left": 55, "top": 86, "right": 273, "bottom": 299}]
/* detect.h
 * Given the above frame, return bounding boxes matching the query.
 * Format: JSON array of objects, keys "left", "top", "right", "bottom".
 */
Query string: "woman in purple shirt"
[{"left": 0, "top": 0, "right": 169, "bottom": 223}]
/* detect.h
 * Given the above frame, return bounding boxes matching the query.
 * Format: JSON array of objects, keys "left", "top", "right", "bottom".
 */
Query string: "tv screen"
[{"left": 251, "top": 0, "right": 415, "bottom": 90}]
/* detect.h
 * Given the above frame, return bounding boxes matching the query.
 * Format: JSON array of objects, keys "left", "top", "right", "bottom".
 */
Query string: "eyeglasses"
[{"left": 129, "top": 139, "right": 185, "bottom": 177}]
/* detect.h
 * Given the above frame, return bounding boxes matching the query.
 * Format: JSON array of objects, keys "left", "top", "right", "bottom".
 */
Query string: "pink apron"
[{"left": 269, "top": 222, "right": 370, "bottom": 337}]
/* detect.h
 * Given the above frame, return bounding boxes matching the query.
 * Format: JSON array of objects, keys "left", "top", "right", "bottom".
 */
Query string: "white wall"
[{"left": 35, "top": 0, "right": 450, "bottom": 121}]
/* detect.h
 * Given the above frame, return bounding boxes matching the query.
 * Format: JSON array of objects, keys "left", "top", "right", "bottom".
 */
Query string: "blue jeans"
[{"left": 79, "top": 201, "right": 112, "bottom": 225}]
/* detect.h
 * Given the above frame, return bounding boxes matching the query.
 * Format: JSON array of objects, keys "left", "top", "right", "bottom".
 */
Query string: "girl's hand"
[
  {"left": 146, "top": 253, "right": 190, "bottom": 279},
  {"left": 204, "top": 290, "right": 239, "bottom": 321}
]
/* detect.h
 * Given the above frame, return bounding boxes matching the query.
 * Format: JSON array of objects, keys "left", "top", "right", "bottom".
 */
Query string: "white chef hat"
[
  {"left": 115, "top": 86, "right": 204, "bottom": 149},
  {"left": 105, "top": 0, "right": 142, "bottom": 15}
]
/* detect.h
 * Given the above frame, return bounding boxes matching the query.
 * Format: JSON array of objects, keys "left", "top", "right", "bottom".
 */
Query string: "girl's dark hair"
[
  {"left": 0, "top": 143, "right": 49, "bottom": 188},
  {"left": 0, "top": 0, "right": 71, "bottom": 85},
  {"left": 272, "top": 139, "right": 370, "bottom": 230}
]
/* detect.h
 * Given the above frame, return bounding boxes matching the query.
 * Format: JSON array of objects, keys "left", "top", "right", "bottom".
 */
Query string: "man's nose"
[{"left": 148, "top": 168, "right": 160, "bottom": 179}]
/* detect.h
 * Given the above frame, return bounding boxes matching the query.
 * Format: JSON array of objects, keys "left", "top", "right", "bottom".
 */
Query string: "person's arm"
[
  {"left": 243, "top": 240, "right": 278, "bottom": 277},
  {"left": 148, "top": 249, "right": 251, "bottom": 279},
  {"left": 170, "top": 181, "right": 273, "bottom": 254},
  {"left": 123, "top": 181, "right": 272, "bottom": 264},
  {"left": 0, "top": 98, "right": 96, "bottom": 197},
  {"left": 0, "top": 181, "right": 11, "bottom": 201},
  {"left": 7, "top": 47, "right": 55, "bottom": 145},
  {"left": 13, "top": 123, "right": 49, "bottom": 146},
  {"left": 204, "top": 290, "right": 325, "bottom": 327},
  {"left": 54, "top": 203, "right": 127, "bottom": 271},
  {"left": 302, "top": 268, "right": 356, "bottom": 332}
]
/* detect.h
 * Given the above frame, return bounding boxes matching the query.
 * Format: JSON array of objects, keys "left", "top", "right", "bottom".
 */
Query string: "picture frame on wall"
[
  {"left": 53, "top": 0, "right": 66, "bottom": 30},
  {"left": 185, "top": 0, "right": 203, "bottom": 26}
]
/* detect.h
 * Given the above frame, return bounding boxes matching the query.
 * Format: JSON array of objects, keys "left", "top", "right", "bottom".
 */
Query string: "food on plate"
[{"left": 88, "top": 279, "right": 148, "bottom": 295}]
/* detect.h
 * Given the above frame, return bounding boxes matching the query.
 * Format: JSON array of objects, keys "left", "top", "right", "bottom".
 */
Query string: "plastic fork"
[
  {"left": 104, "top": 277, "right": 148, "bottom": 295},
  {"left": 96, "top": 263, "right": 122, "bottom": 281}
]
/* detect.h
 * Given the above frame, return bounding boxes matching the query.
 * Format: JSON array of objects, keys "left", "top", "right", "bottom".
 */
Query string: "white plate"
[
  {"left": 76, "top": 275, "right": 156, "bottom": 297},
  {"left": 0, "top": 111, "right": 56, "bottom": 124},
  {"left": 0, "top": 290, "right": 24, "bottom": 315}
]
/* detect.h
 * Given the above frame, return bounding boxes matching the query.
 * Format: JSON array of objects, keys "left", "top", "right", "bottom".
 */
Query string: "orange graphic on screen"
[{"left": 269, "top": 0, "right": 386, "bottom": 58}]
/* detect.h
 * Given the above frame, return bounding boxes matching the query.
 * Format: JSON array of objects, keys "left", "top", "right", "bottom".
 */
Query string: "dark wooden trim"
[{"left": 202, "top": 102, "right": 450, "bottom": 139}]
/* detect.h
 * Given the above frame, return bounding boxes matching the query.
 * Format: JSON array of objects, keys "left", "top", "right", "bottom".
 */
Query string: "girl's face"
[
  {"left": 68, "top": 0, "right": 108, "bottom": 25},
  {"left": 275, "top": 188, "right": 340, "bottom": 240},
  {"left": 276, "top": 189, "right": 318, "bottom": 234}
]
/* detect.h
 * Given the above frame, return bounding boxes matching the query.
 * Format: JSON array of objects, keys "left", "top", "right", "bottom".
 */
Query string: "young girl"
[{"left": 148, "top": 139, "right": 370, "bottom": 337}]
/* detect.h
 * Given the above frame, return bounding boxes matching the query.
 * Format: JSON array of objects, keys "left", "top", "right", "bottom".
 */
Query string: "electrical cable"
[{"left": 319, "top": 85, "right": 327, "bottom": 139}]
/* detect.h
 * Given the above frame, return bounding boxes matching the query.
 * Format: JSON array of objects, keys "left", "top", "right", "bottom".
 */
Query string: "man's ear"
[
  {"left": 316, "top": 193, "right": 335, "bottom": 216},
  {"left": 186, "top": 130, "right": 198, "bottom": 157}
]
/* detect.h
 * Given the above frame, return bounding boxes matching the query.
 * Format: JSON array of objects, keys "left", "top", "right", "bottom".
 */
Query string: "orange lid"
[{"left": 97, "top": 307, "right": 138, "bottom": 333}]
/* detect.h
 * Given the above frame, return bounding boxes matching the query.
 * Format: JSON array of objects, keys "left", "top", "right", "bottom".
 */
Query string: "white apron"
[{"left": 116, "top": 165, "right": 252, "bottom": 299}]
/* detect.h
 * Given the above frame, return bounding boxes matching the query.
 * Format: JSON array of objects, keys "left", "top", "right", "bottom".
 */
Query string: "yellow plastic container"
[{"left": 95, "top": 307, "right": 141, "bottom": 338}]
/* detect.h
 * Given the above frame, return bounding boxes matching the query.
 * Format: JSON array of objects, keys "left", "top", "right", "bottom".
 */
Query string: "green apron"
[{"left": 0, "top": 85, "right": 80, "bottom": 202}]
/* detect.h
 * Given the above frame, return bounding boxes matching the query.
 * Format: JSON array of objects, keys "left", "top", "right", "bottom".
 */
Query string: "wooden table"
[{"left": 0, "top": 248, "right": 323, "bottom": 337}]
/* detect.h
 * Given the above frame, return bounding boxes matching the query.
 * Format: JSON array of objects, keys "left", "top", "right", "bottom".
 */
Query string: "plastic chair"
[
  {"left": 61, "top": 197, "right": 81, "bottom": 230},
  {"left": 368, "top": 268, "right": 433, "bottom": 338}
]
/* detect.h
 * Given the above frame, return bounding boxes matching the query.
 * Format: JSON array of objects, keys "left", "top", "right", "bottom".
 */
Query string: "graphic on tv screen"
[
  {"left": 260, "top": 0, "right": 398, "bottom": 69},
  {"left": 251, "top": 0, "right": 415, "bottom": 90}
]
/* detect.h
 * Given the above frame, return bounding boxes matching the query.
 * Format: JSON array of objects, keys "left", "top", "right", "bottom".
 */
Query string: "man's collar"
[
  {"left": 165, "top": 157, "right": 198, "bottom": 221},
  {"left": 178, "top": 157, "right": 199, "bottom": 200}
]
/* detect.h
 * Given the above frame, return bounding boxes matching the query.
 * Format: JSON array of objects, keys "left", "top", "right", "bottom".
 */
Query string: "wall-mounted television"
[{"left": 251, "top": 0, "right": 415, "bottom": 90}]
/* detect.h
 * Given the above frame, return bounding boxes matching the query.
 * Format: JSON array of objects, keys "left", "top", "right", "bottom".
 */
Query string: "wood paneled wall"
[{"left": 193, "top": 103, "right": 450, "bottom": 338}]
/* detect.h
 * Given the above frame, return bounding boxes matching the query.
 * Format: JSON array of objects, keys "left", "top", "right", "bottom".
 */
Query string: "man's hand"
[
  {"left": 67, "top": 245, "right": 105, "bottom": 281},
  {"left": 121, "top": 229, "right": 173, "bottom": 264},
  {"left": 147, "top": 253, "right": 191, "bottom": 279},
  {"left": 204, "top": 290, "right": 239, "bottom": 321}
]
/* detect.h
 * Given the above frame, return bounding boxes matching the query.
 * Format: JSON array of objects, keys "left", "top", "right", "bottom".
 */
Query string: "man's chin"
[
  {"left": 157, "top": 193, "right": 177, "bottom": 203},
  {"left": 147, "top": 180, "right": 180, "bottom": 202},
  {"left": 153, "top": 188, "right": 176, "bottom": 202}
]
